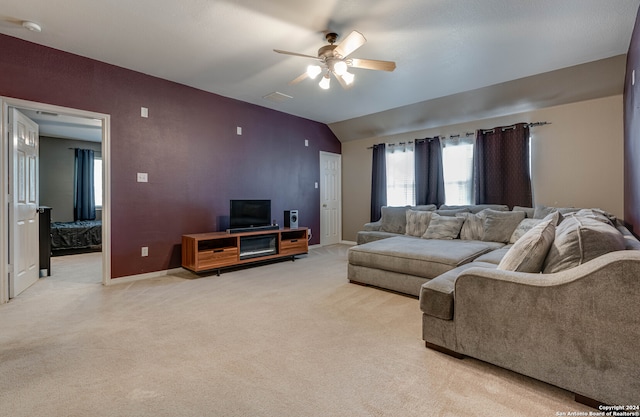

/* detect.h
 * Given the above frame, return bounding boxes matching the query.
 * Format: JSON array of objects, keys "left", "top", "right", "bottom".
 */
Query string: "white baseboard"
[
  {"left": 106, "top": 241, "right": 356, "bottom": 284},
  {"left": 105, "top": 267, "right": 185, "bottom": 286}
]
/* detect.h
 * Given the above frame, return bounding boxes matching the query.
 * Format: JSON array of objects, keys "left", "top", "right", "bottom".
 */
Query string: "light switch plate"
[
  {"left": 141, "top": 107, "right": 148, "bottom": 118},
  {"left": 137, "top": 172, "right": 148, "bottom": 182}
]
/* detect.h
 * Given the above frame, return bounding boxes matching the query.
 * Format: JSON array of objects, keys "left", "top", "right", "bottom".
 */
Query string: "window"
[
  {"left": 441, "top": 136, "right": 474, "bottom": 205},
  {"left": 94, "top": 157, "right": 102, "bottom": 208},
  {"left": 385, "top": 143, "right": 415, "bottom": 206}
]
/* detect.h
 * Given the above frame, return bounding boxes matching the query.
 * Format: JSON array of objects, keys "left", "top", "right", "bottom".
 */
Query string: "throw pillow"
[
  {"left": 457, "top": 210, "right": 487, "bottom": 241},
  {"left": 422, "top": 213, "right": 464, "bottom": 240},
  {"left": 498, "top": 219, "right": 556, "bottom": 273},
  {"left": 509, "top": 218, "right": 543, "bottom": 244},
  {"left": 405, "top": 209, "right": 433, "bottom": 237},
  {"left": 542, "top": 216, "right": 626, "bottom": 273},
  {"left": 379, "top": 206, "right": 409, "bottom": 234},
  {"left": 481, "top": 209, "right": 526, "bottom": 243}
]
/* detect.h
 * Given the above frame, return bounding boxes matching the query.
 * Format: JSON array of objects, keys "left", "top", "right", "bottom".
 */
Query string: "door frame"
[
  {"left": 319, "top": 151, "right": 342, "bottom": 246},
  {"left": 1, "top": 97, "right": 112, "bottom": 303}
]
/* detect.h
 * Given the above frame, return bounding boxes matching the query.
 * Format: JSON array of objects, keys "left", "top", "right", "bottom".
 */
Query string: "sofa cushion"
[
  {"left": 419, "top": 262, "right": 497, "bottom": 320},
  {"left": 434, "top": 208, "right": 470, "bottom": 216},
  {"left": 473, "top": 245, "right": 512, "bottom": 265},
  {"left": 542, "top": 215, "right": 626, "bottom": 273},
  {"left": 439, "top": 204, "right": 509, "bottom": 213},
  {"left": 422, "top": 213, "right": 464, "bottom": 240},
  {"left": 405, "top": 209, "right": 433, "bottom": 237},
  {"left": 362, "top": 221, "right": 382, "bottom": 231},
  {"left": 379, "top": 206, "right": 410, "bottom": 234},
  {"left": 512, "top": 206, "right": 534, "bottom": 218},
  {"left": 348, "top": 236, "right": 499, "bottom": 280},
  {"left": 533, "top": 205, "right": 579, "bottom": 219},
  {"left": 413, "top": 204, "right": 438, "bottom": 212},
  {"left": 498, "top": 218, "right": 556, "bottom": 273},
  {"left": 481, "top": 209, "right": 526, "bottom": 243},
  {"left": 570, "top": 208, "right": 615, "bottom": 226},
  {"left": 356, "top": 230, "right": 401, "bottom": 245}
]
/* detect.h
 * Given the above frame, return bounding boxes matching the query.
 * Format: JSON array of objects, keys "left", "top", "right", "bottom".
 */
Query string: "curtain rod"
[
  {"left": 367, "top": 121, "right": 551, "bottom": 149},
  {"left": 480, "top": 121, "right": 551, "bottom": 134}
]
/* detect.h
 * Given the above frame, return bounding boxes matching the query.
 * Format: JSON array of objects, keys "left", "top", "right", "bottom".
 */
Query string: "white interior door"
[
  {"left": 9, "top": 108, "right": 39, "bottom": 297},
  {"left": 320, "top": 151, "right": 341, "bottom": 246}
]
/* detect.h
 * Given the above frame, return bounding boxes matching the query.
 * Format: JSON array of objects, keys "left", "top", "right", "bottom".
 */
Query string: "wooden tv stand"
[{"left": 181, "top": 227, "right": 308, "bottom": 275}]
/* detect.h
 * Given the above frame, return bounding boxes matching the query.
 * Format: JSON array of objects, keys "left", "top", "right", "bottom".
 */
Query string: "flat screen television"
[{"left": 229, "top": 199, "right": 272, "bottom": 230}]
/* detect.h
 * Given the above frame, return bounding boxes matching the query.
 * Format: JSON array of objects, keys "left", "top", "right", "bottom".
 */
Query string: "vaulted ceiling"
[{"left": 1, "top": 0, "right": 639, "bottom": 142}]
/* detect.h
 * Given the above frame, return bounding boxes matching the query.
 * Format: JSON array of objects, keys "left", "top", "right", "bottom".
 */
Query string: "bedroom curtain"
[
  {"left": 474, "top": 123, "right": 532, "bottom": 208},
  {"left": 415, "top": 137, "right": 445, "bottom": 207},
  {"left": 370, "top": 143, "right": 387, "bottom": 222},
  {"left": 74, "top": 148, "right": 96, "bottom": 221}
]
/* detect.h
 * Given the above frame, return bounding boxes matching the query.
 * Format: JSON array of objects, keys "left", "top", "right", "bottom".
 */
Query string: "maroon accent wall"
[
  {"left": 0, "top": 34, "right": 341, "bottom": 278},
  {"left": 625, "top": 5, "right": 640, "bottom": 235}
]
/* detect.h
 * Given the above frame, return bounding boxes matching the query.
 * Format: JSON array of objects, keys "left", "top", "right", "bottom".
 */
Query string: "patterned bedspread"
[{"left": 51, "top": 220, "right": 102, "bottom": 251}]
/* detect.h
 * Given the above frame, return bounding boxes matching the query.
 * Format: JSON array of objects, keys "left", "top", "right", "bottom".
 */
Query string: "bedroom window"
[
  {"left": 441, "top": 136, "right": 474, "bottom": 205},
  {"left": 386, "top": 142, "right": 415, "bottom": 206},
  {"left": 94, "top": 157, "right": 102, "bottom": 208}
]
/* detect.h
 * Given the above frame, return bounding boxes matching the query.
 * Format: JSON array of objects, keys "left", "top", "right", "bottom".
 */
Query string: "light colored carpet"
[{"left": 0, "top": 246, "right": 591, "bottom": 416}]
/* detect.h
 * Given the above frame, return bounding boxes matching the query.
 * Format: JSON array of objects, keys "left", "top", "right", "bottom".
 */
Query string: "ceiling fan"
[{"left": 274, "top": 30, "right": 396, "bottom": 90}]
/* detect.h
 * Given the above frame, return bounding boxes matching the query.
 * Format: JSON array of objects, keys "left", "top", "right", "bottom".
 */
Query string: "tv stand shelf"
[{"left": 182, "top": 227, "right": 308, "bottom": 275}]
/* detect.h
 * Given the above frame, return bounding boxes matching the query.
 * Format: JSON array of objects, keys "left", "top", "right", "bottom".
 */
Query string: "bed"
[{"left": 51, "top": 220, "right": 102, "bottom": 255}]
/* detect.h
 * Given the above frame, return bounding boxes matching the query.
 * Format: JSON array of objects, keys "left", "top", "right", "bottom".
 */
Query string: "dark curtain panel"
[
  {"left": 74, "top": 148, "right": 96, "bottom": 221},
  {"left": 370, "top": 143, "right": 387, "bottom": 221},
  {"left": 415, "top": 137, "right": 445, "bottom": 207},
  {"left": 474, "top": 123, "right": 532, "bottom": 208}
]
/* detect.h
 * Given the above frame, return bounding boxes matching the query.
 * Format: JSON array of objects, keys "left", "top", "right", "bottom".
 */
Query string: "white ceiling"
[{"left": 1, "top": 0, "right": 639, "bottom": 142}]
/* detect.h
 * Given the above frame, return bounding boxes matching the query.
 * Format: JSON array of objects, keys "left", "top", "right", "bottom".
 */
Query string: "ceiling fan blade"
[
  {"left": 289, "top": 72, "right": 309, "bottom": 85},
  {"left": 333, "top": 30, "right": 366, "bottom": 58},
  {"left": 350, "top": 58, "right": 396, "bottom": 72},
  {"left": 273, "top": 49, "right": 319, "bottom": 59}
]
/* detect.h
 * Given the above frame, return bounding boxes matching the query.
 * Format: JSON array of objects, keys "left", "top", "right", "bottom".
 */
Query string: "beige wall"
[{"left": 341, "top": 95, "right": 624, "bottom": 242}]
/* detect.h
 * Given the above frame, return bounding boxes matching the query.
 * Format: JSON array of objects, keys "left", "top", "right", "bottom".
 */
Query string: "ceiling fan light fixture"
[
  {"left": 306, "top": 65, "right": 322, "bottom": 79},
  {"left": 332, "top": 60, "right": 348, "bottom": 76},
  {"left": 319, "top": 74, "right": 331, "bottom": 90},
  {"left": 341, "top": 71, "right": 355, "bottom": 85}
]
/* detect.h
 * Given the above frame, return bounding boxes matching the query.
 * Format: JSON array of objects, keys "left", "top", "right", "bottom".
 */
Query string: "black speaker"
[{"left": 284, "top": 210, "right": 298, "bottom": 229}]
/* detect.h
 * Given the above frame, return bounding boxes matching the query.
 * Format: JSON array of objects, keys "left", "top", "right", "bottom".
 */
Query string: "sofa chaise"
[{"left": 348, "top": 204, "right": 640, "bottom": 406}]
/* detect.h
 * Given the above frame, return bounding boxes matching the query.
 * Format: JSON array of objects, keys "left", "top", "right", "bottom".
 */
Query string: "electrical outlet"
[
  {"left": 137, "top": 173, "right": 148, "bottom": 183},
  {"left": 141, "top": 246, "right": 148, "bottom": 257}
]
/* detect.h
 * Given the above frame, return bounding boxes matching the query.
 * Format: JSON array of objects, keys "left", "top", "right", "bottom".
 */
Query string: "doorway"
[
  {"left": 1, "top": 98, "right": 111, "bottom": 303},
  {"left": 319, "top": 151, "right": 342, "bottom": 246}
]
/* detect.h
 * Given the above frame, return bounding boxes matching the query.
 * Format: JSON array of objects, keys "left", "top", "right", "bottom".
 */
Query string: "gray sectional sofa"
[{"left": 348, "top": 204, "right": 640, "bottom": 406}]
